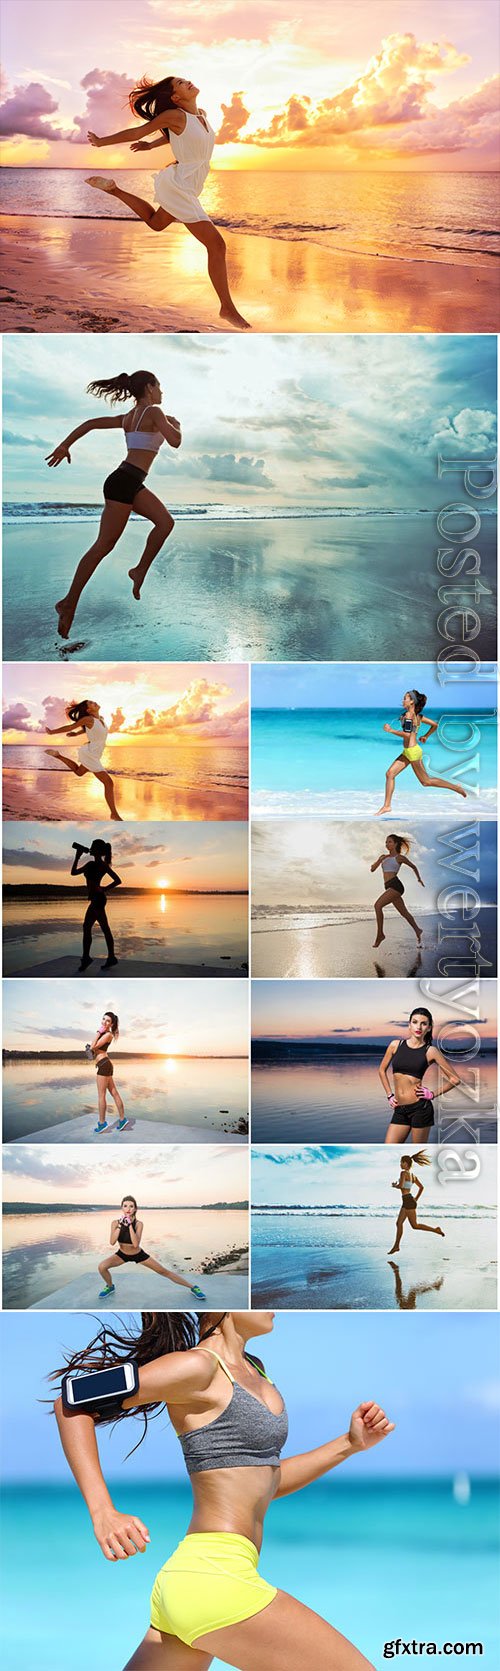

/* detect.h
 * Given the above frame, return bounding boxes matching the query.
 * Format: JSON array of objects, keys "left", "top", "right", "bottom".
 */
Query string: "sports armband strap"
[{"left": 61, "top": 1361, "right": 139, "bottom": 1414}]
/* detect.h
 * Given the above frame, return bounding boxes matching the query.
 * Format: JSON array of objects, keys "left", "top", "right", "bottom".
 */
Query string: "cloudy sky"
[
  {"left": 251, "top": 976, "right": 497, "bottom": 1045},
  {"left": 251, "top": 661, "right": 497, "bottom": 711},
  {"left": 3, "top": 975, "right": 248, "bottom": 1055},
  {"left": 251, "top": 1143, "right": 497, "bottom": 1208},
  {"left": 3, "top": 333, "right": 497, "bottom": 510},
  {"left": 2, "top": 1141, "right": 247, "bottom": 1206},
  {"left": 1, "top": 1, "right": 498, "bottom": 171},
  {"left": 251, "top": 817, "right": 497, "bottom": 910},
  {"left": 2, "top": 661, "right": 248, "bottom": 745},
  {"left": 4, "top": 820, "right": 248, "bottom": 889}
]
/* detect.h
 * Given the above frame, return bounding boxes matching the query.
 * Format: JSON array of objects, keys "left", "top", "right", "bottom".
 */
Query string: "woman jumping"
[
  {"left": 53, "top": 1308, "right": 394, "bottom": 1669},
  {"left": 388, "top": 1152, "right": 445, "bottom": 1254},
  {"left": 376, "top": 689, "right": 467, "bottom": 815},
  {"left": 86, "top": 74, "right": 250, "bottom": 330},
  {"left": 97, "top": 1196, "right": 206, "bottom": 1301},
  {"left": 45, "top": 699, "right": 121, "bottom": 820},
  {"left": 370, "top": 833, "right": 424, "bottom": 949},
  {"left": 379, "top": 1006, "right": 461, "bottom": 1145},
  {"left": 90, "top": 1011, "right": 127, "bottom": 1135},
  {"left": 46, "top": 369, "right": 181, "bottom": 640},
  {"left": 71, "top": 837, "right": 121, "bottom": 973}
]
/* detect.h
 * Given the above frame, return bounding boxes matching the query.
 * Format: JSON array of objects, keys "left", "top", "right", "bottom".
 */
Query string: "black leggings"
[{"left": 83, "top": 900, "right": 114, "bottom": 961}]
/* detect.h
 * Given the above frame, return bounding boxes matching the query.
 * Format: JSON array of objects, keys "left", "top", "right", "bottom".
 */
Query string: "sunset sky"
[
  {"left": 2, "top": 1141, "right": 247, "bottom": 1206},
  {"left": 2, "top": 661, "right": 248, "bottom": 745},
  {"left": 1, "top": 0, "right": 498, "bottom": 171},
  {"left": 3, "top": 976, "right": 248, "bottom": 1056},
  {"left": 3, "top": 820, "right": 248, "bottom": 890},
  {"left": 3, "top": 333, "right": 497, "bottom": 511},
  {"left": 251, "top": 977, "right": 497, "bottom": 1046},
  {"left": 251, "top": 817, "right": 497, "bottom": 912}
]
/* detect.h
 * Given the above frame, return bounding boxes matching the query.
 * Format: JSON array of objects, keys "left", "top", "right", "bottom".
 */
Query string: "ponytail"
[
  {"left": 87, "top": 370, "right": 157, "bottom": 405},
  {"left": 402, "top": 1150, "right": 431, "bottom": 1170},
  {"left": 413, "top": 691, "right": 427, "bottom": 715},
  {"left": 389, "top": 834, "right": 410, "bottom": 856}
]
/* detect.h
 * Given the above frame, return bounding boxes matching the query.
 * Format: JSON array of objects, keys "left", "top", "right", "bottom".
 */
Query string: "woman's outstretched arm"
[
  {"left": 54, "top": 1400, "right": 150, "bottom": 1560},
  {"left": 103, "top": 865, "right": 122, "bottom": 891},
  {"left": 46, "top": 415, "right": 124, "bottom": 467},
  {"left": 276, "top": 1402, "right": 395, "bottom": 1498},
  {"left": 383, "top": 724, "right": 405, "bottom": 738},
  {"left": 88, "top": 110, "right": 185, "bottom": 148},
  {"left": 46, "top": 721, "right": 85, "bottom": 736},
  {"left": 70, "top": 845, "right": 89, "bottom": 876},
  {"left": 400, "top": 857, "right": 425, "bottom": 885}
]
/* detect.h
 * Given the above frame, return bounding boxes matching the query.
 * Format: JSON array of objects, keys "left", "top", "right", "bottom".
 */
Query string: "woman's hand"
[
  {"left": 87, "top": 131, "right": 102, "bottom": 148},
  {"left": 130, "top": 140, "right": 151, "bottom": 152},
  {"left": 92, "top": 1503, "right": 150, "bottom": 1561},
  {"left": 349, "top": 1402, "right": 395, "bottom": 1452},
  {"left": 46, "top": 443, "right": 71, "bottom": 468}
]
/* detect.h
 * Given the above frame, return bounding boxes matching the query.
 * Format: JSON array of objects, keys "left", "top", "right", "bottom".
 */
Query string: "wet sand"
[
  {"left": 251, "top": 910, "right": 497, "bottom": 979},
  {"left": 3, "top": 761, "right": 248, "bottom": 824},
  {"left": 1, "top": 215, "right": 498, "bottom": 334}
]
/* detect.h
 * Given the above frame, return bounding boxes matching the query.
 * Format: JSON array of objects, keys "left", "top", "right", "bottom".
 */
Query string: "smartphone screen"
[{"left": 69, "top": 1366, "right": 130, "bottom": 1403}]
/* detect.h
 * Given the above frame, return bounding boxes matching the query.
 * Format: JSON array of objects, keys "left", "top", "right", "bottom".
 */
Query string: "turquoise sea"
[{"left": 1, "top": 1480, "right": 498, "bottom": 1671}]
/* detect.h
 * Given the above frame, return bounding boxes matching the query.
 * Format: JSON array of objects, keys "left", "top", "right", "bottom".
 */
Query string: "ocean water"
[
  {"left": 2, "top": 168, "right": 498, "bottom": 266},
  {"left": 2, "top": 1207, "right": 248, "bottom": 1309},
  {"left": 2, "top": 892, "right": 248, "bottom": 976},
  {"left": 3, "top": 513, "right": 497, "bottom": 664},
  {"left": 251, "top": 1053, "right": 497, "bottom": 1143},
  {"left": 3, "top": 740, "right": 248, "bottom": 823},
  {"left": 2, "top": 1056, "right": 248, "bottom": 1143},
  {"left": 2, "top": 1480, "right": 498, "bottom": 1671},
  {"left": 251, "top": 707, "right": 497, "bottom": 817},
  {"left": 250, "top": 1207, "right": 497, "bottom": 1311}
]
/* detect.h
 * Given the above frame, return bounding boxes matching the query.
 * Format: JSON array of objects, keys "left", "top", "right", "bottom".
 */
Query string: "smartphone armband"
[{"left": 61, "top": 1361, "right": 139, "bottom": 1414}]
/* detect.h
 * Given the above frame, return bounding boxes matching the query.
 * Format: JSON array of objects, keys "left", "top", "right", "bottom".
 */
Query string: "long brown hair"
[
  {"left": 87, "top": 371, "right": 157, "bottom": 405},
  {"left": 49, "top": 1312, "right": 227, "bottom": 1450},
  {"left": 129, "top": 75, "right": 178, "bottom": 134}
]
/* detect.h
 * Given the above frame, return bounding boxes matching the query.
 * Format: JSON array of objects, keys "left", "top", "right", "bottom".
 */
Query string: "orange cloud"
[{"left": 217, "top": 90, "right": 250, "bottom": 144}]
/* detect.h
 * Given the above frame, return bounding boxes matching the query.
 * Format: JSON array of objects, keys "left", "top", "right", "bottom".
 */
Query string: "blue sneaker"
[
  {"left": 94, "top": 1121, "right": 108, "bottom": 1134},
  {"left": 116, "top": 1118, "right": 127, "bottom": 1130},
  {"left": 191, "top": 1284, "right": 206, "bottom": 1299},
  {"left": 99, "top": 1283, "right": 115, "bottom": 1297}
]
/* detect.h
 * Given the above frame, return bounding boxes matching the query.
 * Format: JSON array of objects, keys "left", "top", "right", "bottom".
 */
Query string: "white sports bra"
[
  {"left": 123, "top": 404, "right": 164, "bottom": 454},
  {"left": 383, "top": 855, "right": 401, "bottom": 875}
]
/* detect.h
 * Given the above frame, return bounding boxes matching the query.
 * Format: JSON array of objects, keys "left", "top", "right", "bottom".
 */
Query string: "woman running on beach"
[
  {"left": 45, "top": 699, "right": 121, "bottom": 820},
  {"left": 46, "top": 370, "right": 181, "bottom": 641},
  {"left": 90, "top": 1011, "right": 127, "bottom": 1135},
  {"left": 71, "top": 837, "right": 121, "bottom": 973},
  {"left": 388, "top": 1152, "right": 445, "bottom": 1255},
  {"left": 86, "top": 74, "right": 250, "bottom": 331},
  {"left": 97, "top": 1195, "right": 206, "bottom": 1302},
  {"left": 370, "top": 834, "right": 424, "bottom": 949},
  {"left": 53, "top": 1308, "right": 394, "bottom": 1669},
  {"left": 376, "top": 689, "right": 467, "bottom": 815},
  {"left": 379, "top": 1006, "right": 461, "bottom": 1145}
]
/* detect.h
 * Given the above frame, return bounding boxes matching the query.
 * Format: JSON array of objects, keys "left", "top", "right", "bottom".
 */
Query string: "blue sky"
[
  {"left": 3, "top": 333, "right": 497, "bottom": 509},
  {"left": 251, "top": 662, "right": 498, "bottom": 710},
  {"left": 251, "top": 1144, "right": 497, "bottom": 1208},
  {"left": 2, "top": 1311, "right": 499, "bottom": 1482}
]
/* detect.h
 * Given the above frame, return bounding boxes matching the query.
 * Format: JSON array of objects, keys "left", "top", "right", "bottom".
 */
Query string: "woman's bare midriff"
[
  {"left": 393, "top": 1072, "right": 427, "bottom": 1106},
  {"left": 185, "top": 1464, "right": 280, "bottom": 1549},
  {"left": 123, "top": 449, "right": 154, "bottom": 473}
]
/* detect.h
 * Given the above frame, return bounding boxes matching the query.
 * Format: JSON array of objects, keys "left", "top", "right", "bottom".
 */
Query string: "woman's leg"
[
  {"left": 128, "top": 486, "right": 175, "bottom": 598},
  {"left": 411, "top": 1126, "right": 432, "bottom": 1144},
  {"left": 45, "top": 751, "right": 86, "bottom": 776},
  {"left": 373, "top": 888, "right": 393, "bottom": 947},
  {"left": 108, "top": 1077, "right": 125, "bottom": 1121},
  {"left": 96, "top": 1078, "right": 108, "bottom": 1127},
  {"left": 388, "top": 1208, "right": 406, "bottom": 1254},
  {"left": 142, "top": 1256, "right": 195, "bottom": 1291},
  {"left": 122, "top": 1626, "right": 212, "bottom": 1671},
  {"left": 411, "top": 761, "right": 467, "bottom": 799},
  {"left": 186, "top": 221, "right": 251, "bottom": 330},
  {"left": 94, "top": 770, "right": 122, "bottom": 820},
  {"left": 97, "top": 1252, "right": 122, "bottom": 1286},
  {"left": 87, "top": 179, "right": 175, "bottom": 233},
  {"left": 56, "top": 501, "right": 132, "bottom": 638},
  {"left": 376, "top": 756, "right": 408, "bottom": 816},
  {"left": 390, "top": 894, "right": 422, "bottom": 942},
  {"left": 197, "top": 1587, "right": 375, "bottom": 1670},
  {"left": 81, "top": 903, "right": 98, "bottom": 968},
  {"left": 384, "top": 1123, "right": 411, "bottom": 1145},
  {"left": 407, "top": 1210, "right": 445, "bottom": 1237},
  {"left": 95, "top": 903, "right": 116, "bottom": 963}
]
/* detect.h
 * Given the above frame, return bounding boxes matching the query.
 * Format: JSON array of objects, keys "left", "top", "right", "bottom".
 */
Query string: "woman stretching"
[
  {"left": 71, "top": 837, "right": 121, "bottom": 973},
  {"left": 46, "top": 369, "right": 181, "bottom": 640},
  {"left": 370, "top": 834, "right": 424, "bottom": 949},
  {"left": 86, "top": 74, "right": 250, "bottom": 331},
  {"left": 377, "top": 689, "right": 467, "bottom": 815},
  {"left": 45, "top": 699, "right": 121, "bottom": 820},
  {"left": 97, "top": 1196, "right": 206, "bottom": 1301},
  {"left": 379, "top": 1006, "right": 461, "bottom": 1144},
  {"left": 90, "top": 1011, "right": 127, "bottom": 1135},
  {"left": 53, "top": 1308, "right": 394, "bottom": 1669},
  {"left": 388, "top": 1152, "right": 445, "bottom": 1255}
]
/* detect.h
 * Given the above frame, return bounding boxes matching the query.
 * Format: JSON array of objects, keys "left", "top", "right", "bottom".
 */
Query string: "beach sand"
[
  {"left": 11, "top": 1114, "right": 246, "bottom": 1145},
  {"left": 1, "top": 215, "right": 498, "bottom": 334},
  {"left": 3, "top": 762, "right": 248, "bottom": 824},
  {"left": 251, "top": 1216, "right": 497, "bottom": 1311},
  {"left": 27, "top": 1265, "right": 249, "bottom": 1311},
  {"left": 3, "top": 954, "right": 248, "bottom": 978},
  {"left": 251, "top": 911, "right": 497, "bottom": 980}
]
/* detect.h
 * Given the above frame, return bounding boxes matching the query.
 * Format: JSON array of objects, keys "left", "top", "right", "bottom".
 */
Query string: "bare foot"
[
  {"left": 437, "top": 1228, "right": 445, "bottom": 1237},
  {"left": 128, "top": 566, "right": 143, "bottom": 600},
  {"left": 387, "top": 1245, "right": 400, "bottom": 1255},
  {"left": 86, "top": 176, "right": 117, "bottom": 194},
  {"left": 415, "top": 926, "right": 423, "bottom": 943},
  {"left": 373, "top": 930, "right": 385, "bottom": 948},
  {"left": 219, "top": 304, "right": 251, "bottom": 330},
  {"left": 45, "top": 749, "right": 62, "bottom": 761},
  {"left": 375, "top": 804, "right": 392, "bottom": 816},
  {"left": 55, "top": 598, "right": 75, "bottom": 640}
]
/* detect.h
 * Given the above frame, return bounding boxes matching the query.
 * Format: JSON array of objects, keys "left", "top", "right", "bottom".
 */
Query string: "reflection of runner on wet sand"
[
  {"left": 45, "top": 699, "right": 121, "bottom": 820},
  {"left": 71, "top": 838, "right": 122, "bottom": 974},
  {"left": 388, "top": 1261, "right": 444, "bottom": 1310}
]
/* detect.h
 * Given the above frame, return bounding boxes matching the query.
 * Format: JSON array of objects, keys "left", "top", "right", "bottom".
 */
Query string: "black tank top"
[
  {"left": 393, "top": 1039, "right": 430, "bottom": 1077},
  {"left": 118, "top": 1217, "right": 137, "bottom": 1245}
]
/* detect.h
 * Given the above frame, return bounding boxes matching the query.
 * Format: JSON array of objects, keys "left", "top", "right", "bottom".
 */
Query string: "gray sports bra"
[{"left": 178, "top": 1350, "right": 288, "bottom": 1474}]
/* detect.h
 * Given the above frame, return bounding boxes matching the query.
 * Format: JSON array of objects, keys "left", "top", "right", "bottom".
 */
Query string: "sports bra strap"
[{"left": 199, "top": 1349, "right": 234, "bottom": 1385}]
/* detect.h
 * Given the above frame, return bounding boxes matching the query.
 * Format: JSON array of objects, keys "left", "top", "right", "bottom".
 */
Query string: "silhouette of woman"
[{"left": 71, "top": 838, "right": 122, "bottom": 974}]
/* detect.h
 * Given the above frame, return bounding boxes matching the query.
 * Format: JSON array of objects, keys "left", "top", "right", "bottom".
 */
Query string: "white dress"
[
  {"left": 154, "top": 110, "right": 215, "bottom": 224},
  {"left": 78, "top": 714, "right": 109, "bottom": 771}
]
